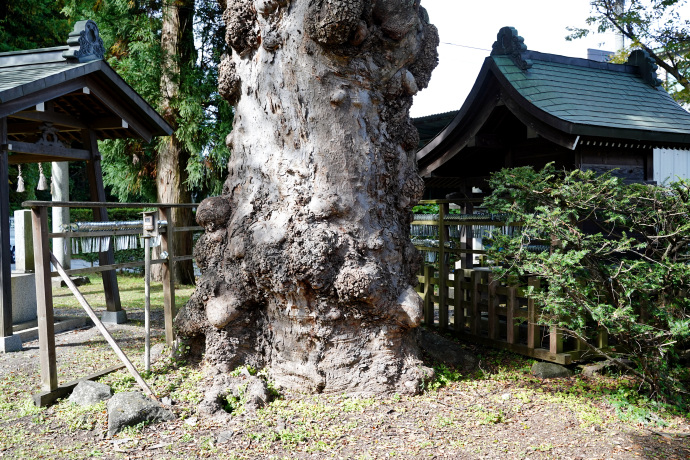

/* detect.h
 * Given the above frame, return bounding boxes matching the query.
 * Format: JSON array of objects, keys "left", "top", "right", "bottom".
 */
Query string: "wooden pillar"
[
  {"left": 527, "top": 277, "right": 540, "bottom": 349},
  {"left": 32, "top": 206, "right": 57, "bottom": 391},
  {"left": 471, "top": 270, "right": 481, "bottom": 335},
  {"left": 423, "top": 265, "right": 433, "bottom": 326},
  {"left": 463, "top": 200, "right": 474, "bottom": 269},
  {"left": 550, "top": 326, "right": 564, "bottom": 354},
  {"left": 453, "top": 269, "right": 463, "bottom": 332},
  {"left": 82, "top": 130, "right": 123, "bottom": 320},
  {"left": 487, "top": 272, "right": 498, "bottom": 340},
  {"left": 159, "top": 207, "right": 176, "bottom": 346},
  {"left": 438, "top": 202, "right": 448, "bottom": 330},
  {"left": 506, "top": 286, "right": 518, "bottom": 344},
  {"left": 0, "top": 118, "right": 12, "bottom": 338}
]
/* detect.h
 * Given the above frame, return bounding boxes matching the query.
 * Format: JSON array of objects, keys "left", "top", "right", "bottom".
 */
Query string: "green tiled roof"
[{"left": 493, "top": 52, "right": 690, "bottom": 135}]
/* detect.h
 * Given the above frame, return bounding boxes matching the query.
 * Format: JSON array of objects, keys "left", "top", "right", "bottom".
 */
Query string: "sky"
[{"left": 410, "top": 0, "right": 622, "bottom": 117}]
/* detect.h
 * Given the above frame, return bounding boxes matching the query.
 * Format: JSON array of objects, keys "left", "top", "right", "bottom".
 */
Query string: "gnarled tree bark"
[{"left": 176, "top": 0, "right": 439, "bottom": 395}]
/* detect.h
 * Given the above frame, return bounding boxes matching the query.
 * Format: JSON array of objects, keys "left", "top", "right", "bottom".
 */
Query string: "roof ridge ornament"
[
  {"left": 491, "top": 26, "right": 533, "bottom": 71},
  {"left": 63, "top": 20, "right": 105, "bottom": 63},
  {"left": 626, "top": 49, "right": 662, "bottom": 88}
]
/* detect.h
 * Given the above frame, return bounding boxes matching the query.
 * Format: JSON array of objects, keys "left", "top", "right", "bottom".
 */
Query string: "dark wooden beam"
[
  {"left": 0, "top": 79, "right": 85, "bottom": 120},
  {"left": 83, "top": 129, "right": 122, "bottom": 313},
  {"left": 33, "top": 364, "right": 125, "bottom": 407},
  {"left": 90, "top": 117, "right": 129, "bottom": 130},
  {"left": 3, "top": 141, "right": 90, "bottom": 161},
  {"left": 8, "top": 154, "right": 66, "bottom": 165},
  {"left": 0, "top": 118, "right": 12, "bottom": 337},
  {"left": 501, "top": 95, "right": 580, "bottom": 151},
  {"left": 11, "top": 110, "right": 87, "bottom": 130},
  {"left": 86, "top": 78, "right": 154, "bottom": 143}
]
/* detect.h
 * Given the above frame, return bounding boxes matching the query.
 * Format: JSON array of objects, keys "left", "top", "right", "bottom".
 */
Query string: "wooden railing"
[
  {"left": 22, "top": 201, "right": 202, "bottom": 406},
  {"left": 413, "top": 199, "right": 608, "bottom": 365}
]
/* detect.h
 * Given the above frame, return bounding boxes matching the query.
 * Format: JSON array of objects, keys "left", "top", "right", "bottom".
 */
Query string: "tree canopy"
[{"left": 569, "top": 0, "right": 690, "bottom": 104}]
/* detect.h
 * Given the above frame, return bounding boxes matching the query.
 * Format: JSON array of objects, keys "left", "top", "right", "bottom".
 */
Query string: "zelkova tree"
[{"left": 176, "top": 0, "right": 439, "bottom": 395}]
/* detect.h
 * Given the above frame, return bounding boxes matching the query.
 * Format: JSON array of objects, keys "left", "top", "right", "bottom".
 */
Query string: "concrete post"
[{"left": 51, "top": 162, "right": 70, "bottom": 269}]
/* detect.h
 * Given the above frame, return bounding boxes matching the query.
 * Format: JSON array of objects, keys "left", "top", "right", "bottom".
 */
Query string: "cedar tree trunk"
[
  {"left": 176, "top": 0, "right": 439, "bottom": 395},
  {"left": 156, "top": 0, "right": 195, "bottom": 284}
]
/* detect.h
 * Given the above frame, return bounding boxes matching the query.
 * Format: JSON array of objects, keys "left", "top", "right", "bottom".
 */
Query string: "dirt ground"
[{"left": 0, "top": 281, "right": 688, "bottom": 459}]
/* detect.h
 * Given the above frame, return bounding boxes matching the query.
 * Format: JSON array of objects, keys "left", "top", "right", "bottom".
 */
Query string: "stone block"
[
  {"left": 0, "top": 334, "right": 22, "bottom": 352},
  {"left": 13, "top": 210, "right": 34, "bottom": 273},
  {"left": 11, "top": 272, "right": 37, "bottom": 324},
  {"left": 101, "top": 310, "right": 128, "bottom": 324}
]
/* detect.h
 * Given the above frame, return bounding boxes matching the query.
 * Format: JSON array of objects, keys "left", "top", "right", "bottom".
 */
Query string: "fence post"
[
  {"left": 463, "top": 200, "right": 474, "bottom": 269},
  {"left": 527, "top": 277, "right": 540, "bottom": 350},
  {"left": 506, "top": 286, "right": 518, "bottom": 344},
  {"left": 471, "top": 270, "right": 481, "bottom": 335},
  {"left": 423, "top": 265, "right": 433, "bottom": 326},
  {"left": 438, "top": 203, "right": 448, "bottom": 330},
  {"left": 549, "top": 326, "right": 564, "bottom": 354},
  {"left": 32, "top": 206, "right": 57, "bottom": 391},
  {"left": 159, "top": 207, "right": 176, "bottom": 347},
  {"left": 453, "top": 269, "right": 463, "bottom": 332},
  {"left": 487, "top": 272, "right": 498, "bottom": 340}
]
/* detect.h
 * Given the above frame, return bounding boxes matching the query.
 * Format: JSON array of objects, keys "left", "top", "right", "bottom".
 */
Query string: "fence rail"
[
  {"left": 412, "top": 199, "right": 608, "bottom": 364},
  {"left": 22, "top": 201, "right": 201, "bottom": 406}
]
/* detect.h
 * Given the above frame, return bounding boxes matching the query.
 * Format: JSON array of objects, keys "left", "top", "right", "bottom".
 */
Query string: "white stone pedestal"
[{"left": 11, "top": 272, "right": 37, "bottom": 324}]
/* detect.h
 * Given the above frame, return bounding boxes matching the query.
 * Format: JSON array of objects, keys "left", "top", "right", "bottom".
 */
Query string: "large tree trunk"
[
  {"left": 176, "top": 0, "right": 439, "bottom": 395},
  {"left": 156, "top": 0, "right": 195, "bottom": 284}
]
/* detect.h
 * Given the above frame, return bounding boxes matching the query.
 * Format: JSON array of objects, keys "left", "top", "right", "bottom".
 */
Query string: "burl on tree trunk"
[{"left": 176, "top": 0, "right": 439, "bottom": 395}]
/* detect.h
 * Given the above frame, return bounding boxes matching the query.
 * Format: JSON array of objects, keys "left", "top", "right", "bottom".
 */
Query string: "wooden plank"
[
  {"left": 33, "top": 364, "right": 125, "bottom": 407},
  {"left": 11, "top": 110, "right": 88, "bottom": 129},
  {"left": 550, "top": 326, "right": 564, "bottom": 354},
  {"left": 159, "top": 207, "right": 176, "bottom": 346},
  {"left": 49, "top": 229, "right": 142, "bottom": 238},
  {"left": 437, "top": 203, "right": 448, "bottom": 330},
  {"left": 451, "top": 330, "right": 573, "bottom": 365},
  {"left": 471, "top": 271, "right": 481, "bottom": 335},
  {"left": 506, "top": 286, "right": 518, "bottom": 344},
  {"left": 51, "top": 254, "right": 155, "bottom": 400},
  {"left": 453, "top": 270, "right": 464, "bottom": 333},
  {"left": 50, "top": 258, "right": 167, "bottom": 277},
  {"left": 173, "top": 226, "right": 203, "bottom": 233},
  {"left": 32, "top": 206, "right": 57, "bottom": 391},
  {"left": 423, "top": 265, "right": 433, "bottom": 326},
  {"left": 527, "top": 277, "right": 539, "bottom": 350},
  {"left": 0, "top": 79, "right": 85, "bottom": 119},
  {"left": 86, "top": 79, "right": 153, "bottom": 143},
  {"left": 84, "top": 130, "right": 122, "bottom": 314},
  {"left": 171, "top": 255, "right": 194, "bottom": 263},
  {"left": 0, "top": 118, "right": 11, "bottom": 337},
  {"left": 22, "top": 200, "right": 197, "bottom": 209},
  {"left": 487, "top": 273, "right": 498, "bottom": 340}
]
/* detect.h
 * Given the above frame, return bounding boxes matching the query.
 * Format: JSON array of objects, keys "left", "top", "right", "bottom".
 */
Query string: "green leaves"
[{"left": 485, "top": 164, "right": 690, "bottom": 402}]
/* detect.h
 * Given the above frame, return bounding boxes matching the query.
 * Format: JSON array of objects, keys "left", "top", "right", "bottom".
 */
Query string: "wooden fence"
[
  {"left": 412, "top": 199, "right": 608, "bottom": 365},
  {"left": 23, "top": 200, "right": 201, "bottom": 406}
]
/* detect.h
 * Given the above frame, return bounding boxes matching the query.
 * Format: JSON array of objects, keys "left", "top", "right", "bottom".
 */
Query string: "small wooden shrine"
[
  {"left": 0, "top": 20, "right": 172, "bottom": 350},
  {"left": 415, "top": 26, "right": 690, "bottom": 198}
]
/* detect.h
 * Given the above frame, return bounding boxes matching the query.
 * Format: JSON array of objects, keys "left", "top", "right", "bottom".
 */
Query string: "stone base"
[
  {"left": 0, "top": 335, "right": 22, "bottom": 353},
  {"left": 11, "top": 272, "right": 37, "bottom": 324},
  {"left": 101, "top": 310, "right": 128, "bottom": 324}
]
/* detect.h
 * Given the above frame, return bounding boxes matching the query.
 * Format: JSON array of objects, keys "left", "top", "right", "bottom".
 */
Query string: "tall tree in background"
[
  {"left": 157, "top": 0, "right": 196, "bottom": 282},
  {"left": 64, "top": 0, "right": 232, "bottom": 283},
  {"left": 569, "top": 0, "right": 690, "bottom": 104},
  {"left": 0, "top": 0, "right": 70, "bottom": 52}
]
